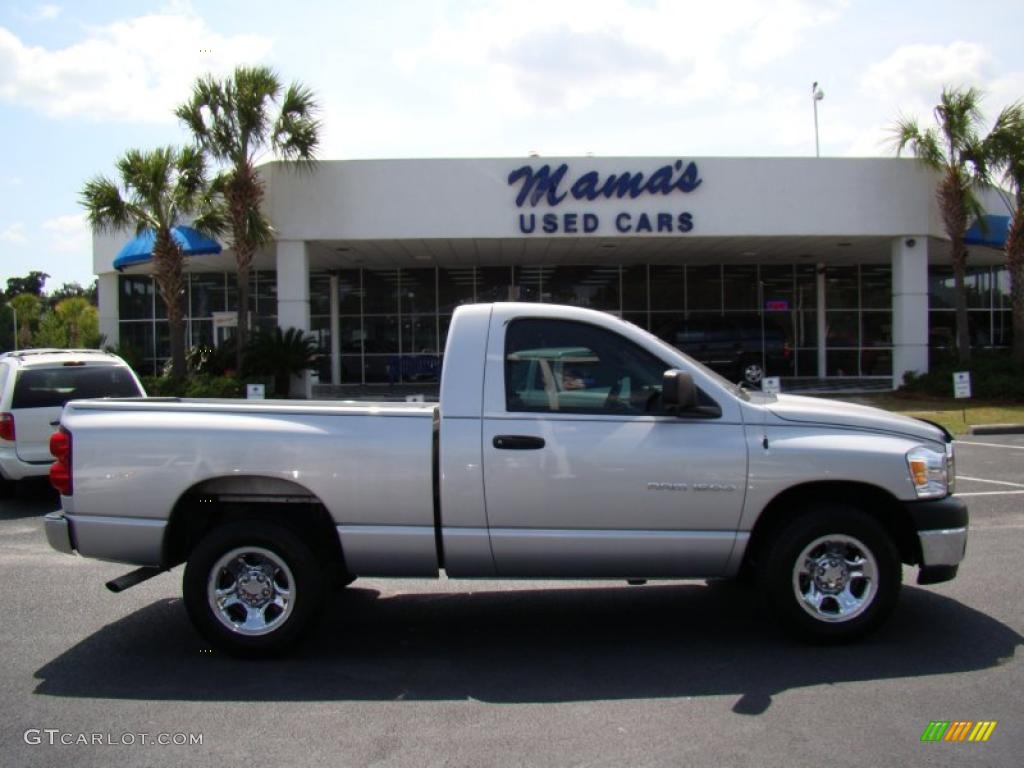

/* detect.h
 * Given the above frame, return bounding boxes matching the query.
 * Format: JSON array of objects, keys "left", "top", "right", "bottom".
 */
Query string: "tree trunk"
[
  {"left": 1008, "top": 210, "right": 1024, "bottom": 366},
  {"left": 153, "top": 231, "right": 187, "bottom": 379},
  {"left": 235, "top": 261, "right": 251, "bottom": 373},
  {"left": 951, "top": 239, "right": 971, "bottom": 366},
  {"left": 938, "top": 175, "right": 971, "bottom": 366},
  {"left": 228, "top": 168, "right": 260, "bottom": 373}
]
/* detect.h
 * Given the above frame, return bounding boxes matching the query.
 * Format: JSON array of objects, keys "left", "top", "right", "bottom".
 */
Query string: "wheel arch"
[
  {"left": 742, "top": 480, "right": 920, "bottom": 576},
  {"left": 161, "top": 475, "right": 346, "bottom": 576}
]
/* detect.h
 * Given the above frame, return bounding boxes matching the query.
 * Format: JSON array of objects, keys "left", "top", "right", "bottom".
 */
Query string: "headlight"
[{"left": 906, "top": 445, "right": 949, "bottom": 499}]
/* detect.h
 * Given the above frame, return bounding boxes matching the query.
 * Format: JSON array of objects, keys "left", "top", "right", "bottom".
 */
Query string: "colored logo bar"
[{"left": 921, "top": 721, "right": 997, "bottom": 742}]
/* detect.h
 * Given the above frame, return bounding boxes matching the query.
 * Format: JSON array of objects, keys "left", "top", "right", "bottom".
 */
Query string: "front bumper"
[
  {"left": 902, "top": 495, "right": 968, "bottom": 584},
  {"left": 44, "top": 511, "right": 75, "bottom": 555}
]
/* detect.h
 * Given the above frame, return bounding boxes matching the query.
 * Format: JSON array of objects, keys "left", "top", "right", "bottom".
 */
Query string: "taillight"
[
  {"left": 0, "top": 412, "right": 14, "bottom": 442},
  {"left": 49, "top": 428, "right": 72, "bottom": 496}
]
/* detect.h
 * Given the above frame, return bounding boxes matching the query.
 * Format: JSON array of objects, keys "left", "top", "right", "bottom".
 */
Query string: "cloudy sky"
[{"left": 1, "top": 0, "right": 1022, "bottom": 288}]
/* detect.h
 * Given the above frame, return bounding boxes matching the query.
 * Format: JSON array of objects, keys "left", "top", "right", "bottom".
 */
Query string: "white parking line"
[
  {"left": 956, "top": 490, "right": 1024, "bottom": 497},
  {"left": 957, "top": 440, "right": 1024, "bottom": 450},
  {"left": 957, "top": 475, "right": 1024, "bottom": 488}
]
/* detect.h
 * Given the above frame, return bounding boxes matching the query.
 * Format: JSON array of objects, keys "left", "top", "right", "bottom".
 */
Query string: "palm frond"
[{"left": 80, "top": 176, "right": 131, "bottom": 232}]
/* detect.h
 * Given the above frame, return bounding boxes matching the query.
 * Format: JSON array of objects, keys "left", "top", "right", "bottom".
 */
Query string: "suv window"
[
  {"left": 505, "top": 319, "right": 670, "bottom": 415},
  {"left": 12, "top": 366, "right": 141, "bottom": 409}
]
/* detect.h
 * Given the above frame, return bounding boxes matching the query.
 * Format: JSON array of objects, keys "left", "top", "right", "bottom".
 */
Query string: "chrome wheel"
[
  {"left": 791, "top": 534, "right": 878, "bottom": 623},
  {"left": 207, "top": 546, "right": 295, "bottom": 636},
  {"left": 743, "top": 364, "right": 764, "bottom": 385}
]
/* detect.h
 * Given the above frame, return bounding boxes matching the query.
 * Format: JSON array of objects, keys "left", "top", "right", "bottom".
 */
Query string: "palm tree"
[
  {"left": 244, "top": 326, "right": 319, "bottom": 398},
  {"left": 892, "top": 86, "right": 990, "bottom": 365},
  {"left": 176, "top": 66, "right": 321, "bottom": 371},
  {"left": 985, "top": 102, "right": 1024, "bottom": 364},
  {"left": 81, "top": 147, "right": 223, "bottom": 378}
]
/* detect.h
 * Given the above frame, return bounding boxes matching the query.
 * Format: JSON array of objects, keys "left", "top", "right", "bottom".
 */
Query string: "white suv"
[{"left": 0, "top": 349, "right": 145, "bottom": 495}]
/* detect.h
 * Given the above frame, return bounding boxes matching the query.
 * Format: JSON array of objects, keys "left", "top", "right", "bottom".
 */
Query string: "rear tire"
[
  {"left": 760, "top": 505, "right": 901, "bottom": 642},
  {"left": 183, "top": 521, "right": 325, "bottom": 657},
  {"left": 0, "top": 477, "right": 15, "bottom": 498}
]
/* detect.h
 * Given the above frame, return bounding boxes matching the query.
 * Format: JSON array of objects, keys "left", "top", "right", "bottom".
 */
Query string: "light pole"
[{"left": 812, "top": 82, "right": 824, "bottom": 157}]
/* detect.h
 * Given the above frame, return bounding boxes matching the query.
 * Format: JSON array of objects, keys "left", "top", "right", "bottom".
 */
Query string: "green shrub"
[
  {"left": 141, "top": 374, "right": 243, "bottom": 398},
  {"left": 900, "top": 352, "right": 1024, "bottom": 400}
]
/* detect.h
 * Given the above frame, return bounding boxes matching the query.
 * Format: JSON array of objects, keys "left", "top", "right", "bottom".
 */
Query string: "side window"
[{"left": 504, "top": 319, "right": 670, "bottom": 415}]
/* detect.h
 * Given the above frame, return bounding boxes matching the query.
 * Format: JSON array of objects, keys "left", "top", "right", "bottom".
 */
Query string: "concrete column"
[
  {"left": 97, "top": 272, "right": 120, "bottom": 349},
  {"left": 816, "top": 264, "right": 827, "bottom": 378},
  {"left": 891, "top": 236, "right": 930, "bottom": 388},
  {"left": 275, "top": 240, "right": 311, "bottom": 396},
  {"left": 275, "top": 240, "right": 311, "bottom": 331}
]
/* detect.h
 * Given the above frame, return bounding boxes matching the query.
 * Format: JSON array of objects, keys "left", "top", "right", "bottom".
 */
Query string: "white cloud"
[
  {"left": 860, "top": 42, "right": 993, "bottom": 117},
  {"left": 34, "top": 4, "right": 61, "bottom": 21},
  {"left": 400, "top": 0, "right": 847, "bottom": 115},
  {"left": 1, "top": 223, "right": 27, "bottom": 243},
  {"left": 0, "top": 8, "right": 274, "bottom": 122},
  {"left": 847, "top": 41, "right": 1024, "bottom": 157},
  {"left": 42, "top": 212, "right": 89, "bottom": 254}
]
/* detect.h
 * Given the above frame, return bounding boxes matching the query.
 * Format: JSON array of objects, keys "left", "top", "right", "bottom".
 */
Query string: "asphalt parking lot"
[{"left": 1, "top": 437, "right": 1021, "bottom": 768}]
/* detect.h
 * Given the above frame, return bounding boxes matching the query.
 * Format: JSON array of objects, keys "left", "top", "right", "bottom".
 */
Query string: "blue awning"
[
  {"left": 964, "top": 215, "right": 1011, "bottom": 249},
  {"left": 114, "top": 226, "right": 222, "bottom": 270}
]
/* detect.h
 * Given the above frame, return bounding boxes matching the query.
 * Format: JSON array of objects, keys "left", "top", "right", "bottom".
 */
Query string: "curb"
[{"left": 969, "top": 423, "right": 1024, "bottom": 436}]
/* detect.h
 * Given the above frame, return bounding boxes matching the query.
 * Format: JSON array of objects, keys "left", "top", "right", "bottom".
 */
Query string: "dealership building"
[{"left": 92, "top": 156, "right": 1013, "bottom": 392}]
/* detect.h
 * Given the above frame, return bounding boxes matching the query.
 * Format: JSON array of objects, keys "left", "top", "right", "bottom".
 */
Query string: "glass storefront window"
[
  {"left": 190, "top": 319, "right": 214, "bottom": 348},
  {"left": 723, "top": 265, "right": 759, "bottom": 310},
  {"left": 861, "top": 349, "right": 892, "bottom": 377},
  {"left": 403, "top": 315, "right": 438, "bottom": 354},
  {"left": 686, "top": 265, "right": 720, "bottom": 311},
  {"left": 190, "top": 273, "right": 225, "bottom": 317},
  {"left": 362, "top": 269, "right": 400, "bottom": 314},
  {"left": 401, "top": 269, "right": 437, "bottom": 316},
  {"left": 622, "top": 311, "right": 649, "bottom": 331},
  {"left": 649, "top": 265, "right": 684, "bottom": 312},
  {"left": 825, "top": 266, "right": 858, "bottom": 309},
  {"left": 996, "top": 267, "right": 1012, "bottom": 309},
  {"left": 861, "top": 311, "right": 892, "bottom": 347},
  {"left": 826, "top": 311, "right": 858, "bottom": 348},
  {"left": 363, "top": 315, "right": 399, "bottom": 354},
  {"left": 827, "top": 350, "right": 858, "bottom": 377},
  {"left": 438, "top": 268, "right": 475, "bottom": 312},
  {"left": 512, "top": 266, "right": 544, "bottom": 302},
  {"left": 544, "top": 266, "right": 620, "bottom": 309},
  {"left": 860, "top": 265, "right": 891, "bottom": 309},
  {"left": 794, "top": 265, "right": 818, "bottom": 310},
  {"left": 309, "top": 273, "right": 332, "bottom": 316},
  {"left": 477, "top": 267, "right": 514, "bottom": 303},
  {"left": 120, "top": 277, "right": 154, "bottom": 320},
  {"left": 965, "top": 266, "right": 992, "bottom": 309},
  {"left": 337, "top": 270, "right": 362, "bottom": 314},
  {"left": 928, "top": 267, "right": 955, "bottom": 309},
  {"left": 760, "top": 265, "right": 795, "bottom": 309},
  {"left": 621, "top": 266, "right": 647, "bottom": 312},
  {"left": 994, "top": 311, "right": 1013, "bottom": 346},
  {"left": 118, "top": 321, "right": 153, "bottom": 360}
]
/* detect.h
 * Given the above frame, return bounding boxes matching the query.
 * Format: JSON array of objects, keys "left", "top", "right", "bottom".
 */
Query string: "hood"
[{"left": 765, "top": 394, "right": 947, "bottom": 444}]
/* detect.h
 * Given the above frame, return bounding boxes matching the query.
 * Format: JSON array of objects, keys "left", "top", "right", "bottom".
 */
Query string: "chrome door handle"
[{"left": 492, "top": 435, "right": 546, "bottom": 450}]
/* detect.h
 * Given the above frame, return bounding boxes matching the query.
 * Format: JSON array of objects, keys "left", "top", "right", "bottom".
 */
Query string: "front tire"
[
  {"left": 760, "top": 506, "right": 901, "bottom": 642},
  {"left": 183, "top": 521, "right": 325, "bottom": 657}
]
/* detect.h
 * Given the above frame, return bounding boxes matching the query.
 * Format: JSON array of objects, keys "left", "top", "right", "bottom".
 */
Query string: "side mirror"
[{"left": 662, "top": 369, "right": 697, "bottom": 412}]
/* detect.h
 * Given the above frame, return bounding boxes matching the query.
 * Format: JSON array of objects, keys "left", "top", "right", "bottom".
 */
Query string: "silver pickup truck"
[{"left": 44, "top": 303, "right": 967, "bottom": 656}]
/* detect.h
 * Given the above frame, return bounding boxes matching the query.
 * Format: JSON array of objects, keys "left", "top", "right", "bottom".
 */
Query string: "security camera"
[{"left": 905, "top": 238, "right": 916, "bottom": 247}]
